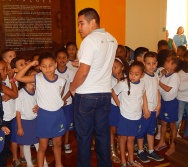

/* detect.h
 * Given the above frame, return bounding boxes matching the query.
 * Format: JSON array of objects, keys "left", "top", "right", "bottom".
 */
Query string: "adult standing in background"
[
  {"left": 70, "top": 8, "right": 117, "bottom": 167},
  {"left": 166, "top": 30, "right": 177, "bottom": 53},
  {"left": 173, "top": 26, "right": 187, "bottom": 48}
]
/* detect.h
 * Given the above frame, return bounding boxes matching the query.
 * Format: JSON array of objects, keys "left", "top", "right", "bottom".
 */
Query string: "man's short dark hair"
[{"left": 78, "top": 8, "right": 100, "bottom": 26}]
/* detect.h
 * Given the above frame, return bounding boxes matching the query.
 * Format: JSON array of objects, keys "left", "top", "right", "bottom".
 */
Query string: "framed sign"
[{"left": 0, "top": 0, "right": 75, "bottom": 58}]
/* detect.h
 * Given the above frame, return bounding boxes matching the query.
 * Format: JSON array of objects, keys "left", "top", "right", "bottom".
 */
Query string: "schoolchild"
[
  {"left": 110, "top": 57, "right": 129, "bottom": 164},
  {"left": 55, "top": 49, "right": 75, "bottom": 154},
  {"left": 136, "top": 52, "right": 164, "bottom": 163},
  {"left": 157, "top": 40, "right": 169, "bottom": 53},
  {"left": 176, "top": 45, "right": 187, "bottom": 60},
  {"left": 112, "top": 61, "right": 148, "bottom": 167},
  {"left": 15, "top": 69, "right": 48, "bottom": 167},
  {"left": 134, "top": 47, "right": 149, "bottom": 63},
  {"left": 155, "top": 56, "right": 182, "bottom": 155},
  {"left": 176, "top": 51, "right": 188, "bottom": 137},
  {"left": 65, "top": 42, "right": 78, "bottom": 73},
  {"left": 115, "top": 45, "right": 127, "bottom": 61},
  {"left": 0, "top": 58, "right": 18, "bottom": 167},
  {"left": 1, "top": 49, "right": 16, "bottom": 70},
  {"left": 11, "top": 57, "right": 31, "bottom": 166},
  {"left": 15, "top": 52, "right": 67, "bottom": 167}
]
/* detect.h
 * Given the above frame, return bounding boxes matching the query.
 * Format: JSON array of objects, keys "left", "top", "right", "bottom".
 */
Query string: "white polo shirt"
[
  {"left": 55, "top": 67, "right": 75, "bottom": 105},
  {"left": 159, "top": 73, "right": 180, "bottom": 101},
  {"left": 141, "top": 72, "right": 159, "bottom": 111},
  {"left": 15, "top": 88, "right": 37, "bottom": 120},
  {"left": 177, "top": 70, "right": 188, "bottom": 102},
  {"left": 76, "top": 28, "right": 117, "bottom": 94},
  {"left": 2, "top": 78, "right": 16, "bottom": 121},
  {"left": 113, "top": 79, "right": 145, "bottom": 120},
  {"left": 35, "top": 73, "right": 66, "bottom": 111}
]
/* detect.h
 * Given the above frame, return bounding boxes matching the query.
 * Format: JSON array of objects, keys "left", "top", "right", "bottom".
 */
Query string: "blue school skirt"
[
  {"left": 159, "top": 98, "right": 178, "bottom": 123},
  {"left": 16, "top": 118, "right": 38, "bottom": 145},
  {"left": 62, "top": 104, "right": 74, "bottom": 131},
  {"left": 117, "top": 115, "right": 141, "bottom": 136},
  {"left": 109, "top": 104, "right": 120, "bottom": 127},
  {"left": 11, "top": 118, "right": 17, "bottom": 143},
  {"left": 36, "top": 107, "right": 67, "bottom": 138}
]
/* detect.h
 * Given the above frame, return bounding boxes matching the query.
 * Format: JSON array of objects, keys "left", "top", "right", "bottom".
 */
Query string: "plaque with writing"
[{"left": 0, "top": 0, "right": 63, "bottom": 57}]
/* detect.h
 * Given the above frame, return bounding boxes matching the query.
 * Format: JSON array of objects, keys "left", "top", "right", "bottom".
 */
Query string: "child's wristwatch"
[{"left": 9, "top": 78, "right": 16, "bottom": 83}]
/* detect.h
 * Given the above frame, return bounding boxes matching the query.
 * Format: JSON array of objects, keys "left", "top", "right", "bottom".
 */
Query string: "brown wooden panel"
[
  {"left": 0, "top": 0, "right": 75, "bottom": 59},
  {"left": 60, "top": 0, "right": 76, "bottom": 47}
]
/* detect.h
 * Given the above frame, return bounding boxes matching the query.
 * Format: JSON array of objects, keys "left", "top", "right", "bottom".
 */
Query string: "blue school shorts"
[
  {"left": 16, "top": 118, "right": 38, "bottom": 145},
  {"left": 137, "top": 111, "right": 157, "bottom": 139},
  {"left": 36, "top": 107, "right": 67, "bottom": 138},
  {"left": 159, "top": 98, "right": 178, "bottom": 123},
  {"left": 11, "top": 118, "right": 17, "bottom": 143},
  {"left": 109, "top": 104, "right": 120, "bottom": 127},
  {"left": 117, "top": 114, "right": 141, "bottom": 136},
  {"left": 63, "top": 104, "right": 74, "bottom": 131}
]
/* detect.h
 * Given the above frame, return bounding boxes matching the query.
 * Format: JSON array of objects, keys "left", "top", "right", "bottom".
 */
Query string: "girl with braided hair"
[{"left": 112, "top": 61, "right": 148, "bottom": 167}]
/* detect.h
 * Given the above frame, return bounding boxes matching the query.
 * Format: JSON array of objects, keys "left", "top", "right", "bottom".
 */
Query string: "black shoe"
[
  {"left": 137, "top": 151, "right": 150, "bottom": 163},
  {"left": 147, "top": 151, "right": 164, "bottom": 161}
]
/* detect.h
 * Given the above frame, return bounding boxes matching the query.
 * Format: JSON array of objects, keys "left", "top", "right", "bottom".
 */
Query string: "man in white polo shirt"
[{"left": 70, "top": 8, "right": 117, "bottom": 167}]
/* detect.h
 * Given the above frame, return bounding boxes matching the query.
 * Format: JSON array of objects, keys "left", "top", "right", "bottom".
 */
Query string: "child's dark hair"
[
  {"left": 38, "top": 52, "right": 55, "bottom": 65},
  {"left": 177, "top": 45, "right": 187, "bottom": 52},
  {"left": 182, "top": 60, "right": 188, "bottom": 72},
  {"left": 157, "top": 40, "right": 168, "bottom": 49},
  {"left": 127, "top": 61, "right": 145, "bottom": 95},
  {"left": 18, "top": 68, "right": 37, "bottom": 90},
  {"left": 10, "top": 57, "right": 25, "bottom": 69},
  {"left": 144, "top": 51, "right": 157, "bottom": 61},
  {"left": 55, "top": 48, "right": 68, "bottom": 58},
  {"left": 169, "top": 56, "right": 183, "bottom": 72},
  {"left": 65, "top": 42, "right": 78, "bottom": 50},
  {"left": 184, "top": 50, "right": 188, "bottom": 60},
  {"left": 1, "top": 49, "right": 14, "bottom": 59},
  {"left": 115, "top": 56, "right": 129, "bottom": 79},
  {"left": 157, "top": 49, "right": 173, "bottom": 68},
  {"left": 134, "top": 47, "right": 149, "bottom": 61},
  {"left": 32, "top": 54, "right": 40, "bottom": 60}
]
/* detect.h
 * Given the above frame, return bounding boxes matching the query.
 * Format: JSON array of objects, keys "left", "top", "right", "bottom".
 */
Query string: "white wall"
[
  {"left": 166, "top": 0, "right": 188, "bottom": 39},
  {"left": 126, "top": 0, "right": 167, "bottom": 51}
]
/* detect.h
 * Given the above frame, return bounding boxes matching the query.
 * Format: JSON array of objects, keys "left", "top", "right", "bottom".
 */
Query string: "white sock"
[
  {"left": 34, "top": 143, "right": 48, "bottom": 167},
  {"left": 138, "top": 150, "right": 143, "bottom": 154},
  {"left": 23, "top": 145, "right": 33, "bottom": 167},
  {"left": 148, "top": 149, "right": 154, "bottom": 154}
]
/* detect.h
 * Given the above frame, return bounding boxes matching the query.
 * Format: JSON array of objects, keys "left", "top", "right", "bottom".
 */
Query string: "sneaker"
[
  {"left": 147, "top": 151, "right": 164, "bottom": 161},
  {"left": 137, "top": 151, "right": 150, "bottom": 163},
  {"left": 48, "top": 139, "right": 53, "bottom": 147},
  {"left": 134, "top": 144, "right": 138, "bottom": 155},
  {"left": 155, "top": 132, "right": 161, "bottom": 140},
  {"left": 12, "top": 159, "right": 22, "bottom": 167},
  {"left": 64, "top": 144, "right": 72, "bottom": 154}
]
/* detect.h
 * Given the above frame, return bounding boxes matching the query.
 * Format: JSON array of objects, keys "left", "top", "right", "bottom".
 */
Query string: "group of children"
[
  {"left": 0, "top": 42, "right": 78, "bottom": 167},
  {"left": 109, "top": 43, "right": 188, "bottom": 167},
  {"left": 0, "top": 39, "right": 188, "bottom": 167}
]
